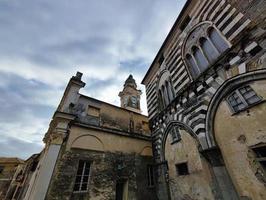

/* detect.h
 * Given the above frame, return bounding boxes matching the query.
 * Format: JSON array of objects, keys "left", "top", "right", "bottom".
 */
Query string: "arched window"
[
  {"left": 162, "top": 85, "right": 169, "bottom": 106},
  {"left": 186, "top": 54, "right": 200, "bottom": 78},
  {"left": 157, "top": 71, "right": 176, "bottom": 110},
  {"left": 183, "top": 23, "right": 231, "bottom": 79},
  {"left": 200, "top": 37, "right": 219, "bottom": 62},
  {"left": 193, "top": 46, "right": 209, "bottom": 72},
  {"left": 209, "top": 28, "right": 229, "bottom": 53}
]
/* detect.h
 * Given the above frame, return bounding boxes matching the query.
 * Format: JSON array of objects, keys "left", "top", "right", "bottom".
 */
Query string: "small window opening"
[
  {"left": 73, "top": 160, "right": 91, "bottom": 192},
  {"left": 159, "top": 55, "right": 165, "bottom": 65},
  {"left": 252, "top": 145, "right": 266, "bottom": 171},
  {"left": 147, "top": 165, "right": 155, "bottom": 187},
  {"left": 0, "top": 166, "right": 4, "bottom": 174},
  {"left": 175, "top": 162, "right": 189, "bottom": 176}
]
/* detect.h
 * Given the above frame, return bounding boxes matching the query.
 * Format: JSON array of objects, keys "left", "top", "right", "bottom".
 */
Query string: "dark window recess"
[
  {"left": 158, "top": 55, "right": 165, "bottom": 65},
  {"left": 227, "top": 85, "right": 262, "bottom": 113},
  {"left": 175, "top": 163, "right": 189, "bottom": 176},
  {"left": 73, "top": 160, "right": 90, "bottom": 192},
  {"left": 30, "top": 161, "right": 38, "bottom": 172},
  {"left": 252, "top": 145, "right": 266, "bottom": 171},
  {"left": 180, "top": 16, "right": 191, "bottom": 31},
  {"left": 147, "top": 165, "right": 155, "bottom": 187},
  {"left": 0, "top": 166, "right": 4, "bottom": 173},
  {"left": 249, "top": 45, "right": 262, "bottom": 56}
]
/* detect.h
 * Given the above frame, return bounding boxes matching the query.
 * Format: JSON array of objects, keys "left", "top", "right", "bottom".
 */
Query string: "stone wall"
[{"left": 46, "top": 147, "right": 156, "bottom": 200}]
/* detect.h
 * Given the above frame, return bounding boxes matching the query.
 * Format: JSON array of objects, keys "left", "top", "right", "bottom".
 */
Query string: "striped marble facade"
[{"left": 144, "top": 0, "right": 265, "bottom": 161}]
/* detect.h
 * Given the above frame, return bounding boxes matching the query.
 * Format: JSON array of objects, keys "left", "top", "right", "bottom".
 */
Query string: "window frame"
[
  {"left": 147, "top": 165, "right": 155, "bottom": 188},
  {"left": 251, "top": 144, "right": 266, "bottom": 181},
  {"left": 226, "top": 85, "right": 263, "bottom": 114},
  {"left": 73, "top": 160, "right": 91, "bottom": 193}
]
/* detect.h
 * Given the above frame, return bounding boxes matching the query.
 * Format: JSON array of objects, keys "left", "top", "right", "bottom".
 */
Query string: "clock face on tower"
[{"left": 131, "top": 96, "right": 137, "bottom": 108}]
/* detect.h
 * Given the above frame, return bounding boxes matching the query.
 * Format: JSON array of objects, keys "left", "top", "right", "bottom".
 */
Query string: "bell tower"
[{"left": 119, "top": 74, "right": 142, "bottom": 113}]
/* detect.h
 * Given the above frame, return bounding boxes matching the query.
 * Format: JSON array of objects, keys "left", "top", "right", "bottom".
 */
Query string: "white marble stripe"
[
  {"left": 194, "top": 0, "right": 209, "bottom": 19},
  {"left": 206, "top": 76, "right": 214, "bottom": 85},
  {"left": 214, "top": 4, "right": 231, "bottom": 24},
  {"left": 215, "top": 77, "right": 225, "bottom": 85},
  {"left": 183, "top": 115, "right": 188, "bottom": 124},
  {"left": 170, "top": 60, "right": 184, "bottom": 75},
  {"left": 193, "top": 123, "right": 205, "bottom": 133},
  {"left": 168, "top": 56, "right": 182, "bottom": 72},
  {"left": 217, "top": 8, "right": 236, "bottom": 29},
  {"left": 202, "top": 0, "right": 218, "bottom": 21},
  {"left": 175, "top": 78, "right": 190, "bottom": 92},
  {"left": 194, "top": 105, "right": 208, "bottom": 113},
  {"left": 178, "top": 113, "right": 183, "bottom": 121},
  {"left": 207, "top": 87, "right": 217, "bottom": 95},
  {"left": 209, "top": 0, "right": 226, "bottom": 21},
  {"left": 166, "top": 50, "right": 181, "bottom": 67},
  {"left": 229, "top": 19, "right": 251, "bottom": 41},
  {"left": 197, "top": 0, "right": 213, "bottom": 20},
  {"left": 174, "top": 113, "right": 178, "bottom": 120},
  {"left": 188, "top": 114, "right": 206, "bottom": 126},
  {"left": 171, "top": 65, "right": 186, "bottom": 81},
  {"left": 173, "top": 72, "right": 187, "bottom": 88},
  {"left": 197, "top": 85, "right": 204, "bottom": 92},
  {"left": 244, "top": 41, "right": 258, "bottom": 53},
  {"left": 222, "top": 13, "right": 244, "bottom": 35}
]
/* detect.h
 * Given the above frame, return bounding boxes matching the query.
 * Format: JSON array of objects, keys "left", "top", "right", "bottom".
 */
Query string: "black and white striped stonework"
[{"left": 145, "top": 0, "right": 252, "bottom": 121}]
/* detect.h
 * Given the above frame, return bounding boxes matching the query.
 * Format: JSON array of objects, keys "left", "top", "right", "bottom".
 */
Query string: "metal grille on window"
[
  {"left": 227, "top": 86, "right": 261, "bottom": 113},
  {"left": 73, "top": 160, "right": 90, "bottom": 192}
]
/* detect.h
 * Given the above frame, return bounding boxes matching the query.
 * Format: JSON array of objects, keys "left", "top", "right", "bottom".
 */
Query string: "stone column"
[{"left": 23, "top": 113, "right": 75, "bottom": 200}]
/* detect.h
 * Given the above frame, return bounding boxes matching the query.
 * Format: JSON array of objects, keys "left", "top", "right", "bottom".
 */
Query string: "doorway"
[{"left": 115, "top": 179, "right": 128, "bottom": 200}]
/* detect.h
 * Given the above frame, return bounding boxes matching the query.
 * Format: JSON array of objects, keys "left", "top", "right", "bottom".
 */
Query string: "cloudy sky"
[{"left": 0, "top": 0, "right": 186, "bottom": 159}]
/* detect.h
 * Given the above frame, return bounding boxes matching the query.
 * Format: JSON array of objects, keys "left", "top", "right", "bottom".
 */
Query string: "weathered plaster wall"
[
  {"left": 165, "top": 129, "right": 215, "bottom": 200},
  {"left": 214, "top": 80, "right": 266, "bottom": 200},
  {"left": 67, "top": 126, "right": 153, "bottom": 156},
  {"left": 78, "top": 96, "right": 150, "bottom": 136},
  {"left": 46, "top": 149, "right": 156, "bottom": 200}
]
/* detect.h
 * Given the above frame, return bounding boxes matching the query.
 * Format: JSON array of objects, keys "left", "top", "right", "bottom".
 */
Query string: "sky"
[{"left": 0, "top": 0, "right": 186, "bottom": 159}]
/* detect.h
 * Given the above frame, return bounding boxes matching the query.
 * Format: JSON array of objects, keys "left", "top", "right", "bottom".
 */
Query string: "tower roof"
[{"left": 124, "top": 74, "right": 137, "bottom": 88}]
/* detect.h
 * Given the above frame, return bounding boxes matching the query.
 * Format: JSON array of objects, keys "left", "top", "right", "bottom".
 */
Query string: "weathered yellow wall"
[
  {"left": 165, "top": 129, "right": 214, "bottom": 200},
  {"left": 67, "top": 126, "right": 153, "bottom": 156},
  {"left": 214, "top": 80, "right": 266, "bottom": 200},
  {"left": 79, "top": 96, "right": 151, "bottom": 136}
]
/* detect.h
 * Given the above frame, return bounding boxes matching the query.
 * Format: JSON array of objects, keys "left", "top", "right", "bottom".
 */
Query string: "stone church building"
[{"left": 3, "top": 0, "right": 266, "bottom": 199}]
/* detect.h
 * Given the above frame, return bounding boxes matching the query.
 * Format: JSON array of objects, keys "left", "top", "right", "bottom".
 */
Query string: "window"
[
  {"left": 252, "top": 145, "right": 266, "bottom": 171},
  {"left": 193, "top": 46, "right": 209, "bottom": 72},
  {"left": 170, "top": 126, "right": 181, "bottom": 143},
  {"left": 184, "top": 23, "right": 230, "bottom": 79},
  {"left": 0, "top": 166, "right": 4, "bottom": 174},
  {"left": 175, "top": 162, "right": 189, "bottom": 176},
  {"left": 147, "top": 165, "right": 155, "bottom": 187},
  {"left": 73, "top": 160, "right": 91, "bottom": 192},
  {"left": 209, "top": 28, "right": 229, "bottom": 53},
  {"left": 227, "top": 85, "right": 262, "bottom": 113},
  {"left": 200, "top": 37, "right": 219, "bottom": 63}
]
